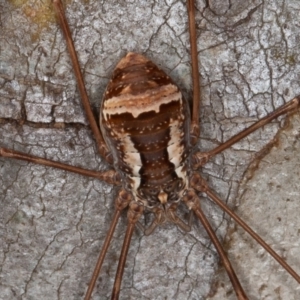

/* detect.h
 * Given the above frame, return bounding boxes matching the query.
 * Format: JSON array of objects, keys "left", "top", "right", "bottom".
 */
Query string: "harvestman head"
[{"left": 1, "top": 0, "right": 300, "bottom": 299}]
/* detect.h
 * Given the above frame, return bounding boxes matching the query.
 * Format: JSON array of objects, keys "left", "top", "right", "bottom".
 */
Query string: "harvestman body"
[{"left": 1, "top": 1, "right": 300, "bottom": 299}]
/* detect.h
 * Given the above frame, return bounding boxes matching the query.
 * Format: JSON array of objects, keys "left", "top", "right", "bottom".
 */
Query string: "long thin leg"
[
  {"left": 84, "top": 190, "right": 132, "bottom": 300},
  {"left": 193, "top": 96, "right": 300, "bottom": 168},
  {"left": 111, "top": 202, "right": 144, "bottom": 300},
  {"left": 186, "top": 0, "right": 201, "bottom": 145},
  {"left": 183, "top": 190, "right": 248, "bottom": 300},
  {"left": 52, "top": 0, "right": 112, "bottom": 163},
  {"left": 0, "top": 147, "right": 120, "bottom": 185},
  {"left": 190, "top": 173, "right": 300, "bottom": 284}
]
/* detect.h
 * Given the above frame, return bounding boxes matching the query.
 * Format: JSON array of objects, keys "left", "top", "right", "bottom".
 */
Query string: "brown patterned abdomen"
[{"left": 100, "top": 53, "right": 190, "bottom": 203}]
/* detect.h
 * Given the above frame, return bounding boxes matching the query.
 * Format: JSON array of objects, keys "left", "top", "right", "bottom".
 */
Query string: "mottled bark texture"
[{"left": 1, "top": 1, "right": 300, "bottom": 299}]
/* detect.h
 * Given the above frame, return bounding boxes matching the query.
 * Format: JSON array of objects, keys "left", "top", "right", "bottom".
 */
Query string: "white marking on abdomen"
[
  {"left": 167, "top": 119, "right": 184, "bottom": 169},
  {"left": 103, "top": 84, "right": 181, "bottom": 120},
  {"left": 119, "top": 135, "right": 142, "bottom": 174}
]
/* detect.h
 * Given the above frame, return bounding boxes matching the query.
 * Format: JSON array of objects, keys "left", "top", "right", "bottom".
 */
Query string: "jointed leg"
[
  {"left": 190, "top": 173, "right": 300, "bottom": 284},
  {"left": 183, "top": 190, "right": 248, "bottom": 300},
  {"left": 186, "top": 0, "right": 201, "bottom": 145},
  {"left": 193, "top": 96, "right": 300, "bottom": 168},
  {"left": 84, "top": 190, "right": 132, "bottom": 300},
  {"left": 111, "top": 202, "right": 144, "bottom": 300},
  {"left": 52, "top": 0, "right": 112, "bottom": 163},
  {"left": 0, "top": 147, "right": 120, "bottom": 185}
]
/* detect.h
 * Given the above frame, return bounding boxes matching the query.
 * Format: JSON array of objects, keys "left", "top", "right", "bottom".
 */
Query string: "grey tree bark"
[{"left": 1, "top": 1, "right": 300, "bottom": 299}]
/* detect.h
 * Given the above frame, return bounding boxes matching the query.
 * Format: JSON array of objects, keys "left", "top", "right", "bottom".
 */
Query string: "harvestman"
[{"left": 1, "top": 1, "right": 300, "bottom": 299}]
